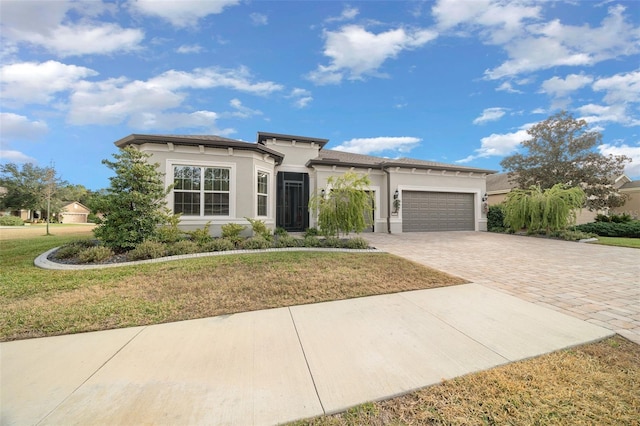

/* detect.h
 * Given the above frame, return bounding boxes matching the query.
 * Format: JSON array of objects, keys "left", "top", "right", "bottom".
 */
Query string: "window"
[
  {"left": 257, "top": 171, "right": 268, "bottom": 216},
  {"left": 174, "top": 166, "right": 230, "bottom": 216}
]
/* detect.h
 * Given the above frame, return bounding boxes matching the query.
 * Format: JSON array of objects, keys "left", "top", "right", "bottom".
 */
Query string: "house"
[
  {"left": 114, "top": 132, "right": 496, "bottom": 235},
  {"left": 58, "top": 202, "right": 90, "bottom": 224},
  {"left": 486, "top": 172, "right": 639, "bottom": 224}
]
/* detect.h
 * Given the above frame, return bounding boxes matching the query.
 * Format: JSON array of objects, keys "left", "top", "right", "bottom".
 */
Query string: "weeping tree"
[
  {"left": 503, "top": 184, "right": 585, "bottom": 234},
  {"left": 309, "top": 172, "right": 374, "bottom": 237}
]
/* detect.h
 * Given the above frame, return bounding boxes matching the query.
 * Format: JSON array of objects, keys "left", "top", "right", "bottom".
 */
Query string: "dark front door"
[{"left": 277, "top": 172, "right": 309, "bottom": 231}]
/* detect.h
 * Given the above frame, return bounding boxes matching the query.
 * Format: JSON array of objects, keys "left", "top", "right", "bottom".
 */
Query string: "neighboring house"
[
  {"left": 58, "top": 202, "right": 90, "bottom": 224},
  {"left": 486, "top": 172, "right": 637, "bottom": 224},
  {"left": 114, "top": 132, "right": 496, "bottom": 235},
  {"left": 611, "top": 179, "right": 640, "bottom": 219}
]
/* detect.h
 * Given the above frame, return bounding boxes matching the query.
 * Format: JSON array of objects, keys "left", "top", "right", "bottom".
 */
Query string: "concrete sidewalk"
[{"left": 1, "top": 284, "right": 612, "bottom": 426}]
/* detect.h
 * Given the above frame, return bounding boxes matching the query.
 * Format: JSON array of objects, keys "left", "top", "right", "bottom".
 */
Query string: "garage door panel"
[{"left": 402, "top": 191, "right": 474, "bottom": 232}]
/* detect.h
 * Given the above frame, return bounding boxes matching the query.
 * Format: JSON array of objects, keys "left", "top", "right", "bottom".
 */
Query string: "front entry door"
[{"left": 277, "top": 172, "right": 309, "bottom": 231}]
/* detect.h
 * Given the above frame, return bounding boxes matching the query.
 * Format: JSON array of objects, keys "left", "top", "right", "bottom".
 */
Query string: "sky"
[{"left": 1, "top": 0, "right": 639, "bottom": 191}]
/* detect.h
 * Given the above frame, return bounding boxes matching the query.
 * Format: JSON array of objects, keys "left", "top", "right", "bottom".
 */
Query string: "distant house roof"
[
  {"left": 486, "top": 173, "right": 516, "bottom": 192},
  {"left": 114, "top": 134, "right": 285, "bottom": 165},
  {"left": 308, "top": 149, "right": 496, "bottom": 174}
]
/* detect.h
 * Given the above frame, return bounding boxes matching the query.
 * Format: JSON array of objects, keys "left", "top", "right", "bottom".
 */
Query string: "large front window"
[
  {"left": 174, "top": 166, "right": 230, "bottom": 216},
  {"left": 257, "top": 171, "right": 268, "bottom": 216}
]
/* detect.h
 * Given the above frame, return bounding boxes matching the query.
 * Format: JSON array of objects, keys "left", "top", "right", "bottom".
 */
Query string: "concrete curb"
[{"left": 35, "top": 246, "right": 386, "bottom": 270}]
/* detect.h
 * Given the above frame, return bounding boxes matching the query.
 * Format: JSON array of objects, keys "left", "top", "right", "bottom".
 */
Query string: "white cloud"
[
  {"left": 67, "top": 66, "right": 281, "bottom": 126},
  {"left": 1, "top": 1, "right": 143, "bottom": 57},
  {"left": 540, "top": 74, "right": 593, "bottom": 98},
  {"left": 432, "top": 0, "right": 540, "bottom": 43},
  {"left": 0, "top": 113, "right": 49, "bottom": 141},
  {"left": 457, "top": 126, "right": 532, "bottom": 163},
  {"left": 127, "top": 110, "right": 227, "bottom": 133},
  {"left": 308, "top": 25, "right": 437, "bottom": 85},
  {"left": 0, "top": 60, "right": 98, "bottom": 106},
  {"left": 129, "top": 0, "right": 240, "bottom": 27},
  {"left": 0, "top": 150, "right": 37, "bottom": 163},
  {"left": 484, "top": 5, "right": 640, "bottom": 79},
  {"left": 250, "top": 13, "right": 268, "bottom": 26},
  {"left": 495, "top": 81, "right": 523, "bottom": 94},
  {"left": 576, "top": 103, "right": 640, "bottom": 127},
  {"left": 592, "top": 71, "right": 640, "bottom": 104},
  {"left": 473, "top": 107, "right": 507, "bottom": 125},
  {"left": 325, "top": 6, "right": 359, "bottom": 23},
  {"left": 598, "top": 143, "right": 640, "bottom": 178},
  {"left": 176, "top": 44, "right": 203, "bottom": 54},
  {"left": 288, "top": 88, "right": 313, "bottom": 108},
  {"left": 225, "top": 99, "right": 262, "bottom": 118},
  {"left": 333, "top": 136, "right": 421, "bottom": 155}
]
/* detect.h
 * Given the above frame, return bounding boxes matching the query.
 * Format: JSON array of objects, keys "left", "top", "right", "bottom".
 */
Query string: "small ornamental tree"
[
  {"left": 309, "top": 172, "right": 374, "bottom": 237},
  {"left": 503, "top": 184, "right": 585, "bottom": 234},
  {"left": 93, "top": 147, "right": 173, "bottom": 251}
]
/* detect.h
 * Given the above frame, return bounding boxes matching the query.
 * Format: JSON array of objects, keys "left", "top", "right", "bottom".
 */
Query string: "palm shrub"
[{"left": 503, "top": 184, "right": 585, "bottom": 234}]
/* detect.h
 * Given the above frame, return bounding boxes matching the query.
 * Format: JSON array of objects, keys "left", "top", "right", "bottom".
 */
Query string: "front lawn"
[
  {"left": 589, "top": 236, "right": 640, "bottom": 249},
  {"left": 0, "top": 232, "right": 466, "bottom": 341}
]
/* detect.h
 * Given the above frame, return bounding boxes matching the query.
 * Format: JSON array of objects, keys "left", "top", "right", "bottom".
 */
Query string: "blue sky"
[{"left": 1, "top": 0, "right": 639, "bottom": 190}]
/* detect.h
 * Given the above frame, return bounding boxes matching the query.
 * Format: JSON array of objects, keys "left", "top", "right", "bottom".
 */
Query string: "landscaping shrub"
[
  {"left": 77, "top": 246, "right": 114, "bottom": 263},
  {"left": 246, "top": 217, "right": 273, "bottom": 241},
  {"left": 304, "top": 227, "right": 319, "bottom": 237},
  {"left": 303, "top": 236, "right": 321, "bottom": 247},
  {"left": 221, "top": 223, "right": 246, "bottom": 245},
  {"left": 127, "top": 240, "right": 167, "bottom": 261},
  {"left": 240, "top": 236, "right": 271, "bottom": 250},
  {"left": 0, "top": 216, "right": 24, "bottom": 226},
  {"left": 572, "top": 221, "right": 640, "bottom": 238},
  {"left": 155, "top": 215, "right": 184, "bottom": 243},
  {"left": 187, "top": 221, "right": 213, "bottom": 245},
  {"left": 549, "top": 229, "right": 595, "bottom": 241},
  {"left": 346, "top": 237, "right": 369, "bottom": 249},
  {"left": 274, "top": 235, "right": 300, "bottom": 248},
  {"left": 201, "top": 238, "right": 237, "bottom": 252},
  {"left": 487, "top": 204, "right": 506, "bottom": 232},
  {"left": 167, "top": 240, "right": 200, "bottom": 256},
  {"left": 322, "top": 236, "right": 343, "bottom": 248},
  {"left": 274, "top": 227, "right": 288, "bottom": 237},
  {"left": 53, "top": 240, "right": 96, "bottom": 259},
  {"left": 610, "top": 213, "right": 632, "bottom": 223},
  {"left": 595, "top": 213, "right": 610, "bottom": 222}
]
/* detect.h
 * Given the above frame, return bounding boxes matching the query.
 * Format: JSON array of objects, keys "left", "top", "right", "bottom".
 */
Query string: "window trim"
[
  {"left": 167, "top": 159, "right": 236, "bottom": 219},
  {"left": 255, "top": 167, "right": 271, "bottom": 218}
]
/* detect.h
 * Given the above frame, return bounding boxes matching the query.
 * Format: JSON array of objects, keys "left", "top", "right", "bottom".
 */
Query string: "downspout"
[{"left": 382, "top": 166, "right": 391, "bottom": 233}]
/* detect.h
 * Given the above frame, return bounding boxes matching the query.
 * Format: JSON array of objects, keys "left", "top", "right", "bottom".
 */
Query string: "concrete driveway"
[{"left": 366, "top": 232, "right": 640, "bottom": 344}]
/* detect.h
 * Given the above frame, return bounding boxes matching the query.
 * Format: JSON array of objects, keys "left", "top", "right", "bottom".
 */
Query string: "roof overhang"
[
  {"left": 114, "top": 134, "right": 284, "bottom": 165},
  {"left": 257, "top": 131, "right": 329, "bottom": 148}
]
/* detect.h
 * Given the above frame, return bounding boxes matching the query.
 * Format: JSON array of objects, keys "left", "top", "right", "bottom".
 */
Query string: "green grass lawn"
[
  {"left": 589, "top": 236, "right": 640, "bottom": 249},
  {"left": 0, "top": 232, "right": 465, "bottom": 341}
]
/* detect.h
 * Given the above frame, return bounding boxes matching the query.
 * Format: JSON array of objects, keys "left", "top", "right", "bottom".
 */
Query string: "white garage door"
[{"left": 402, "top": 191, "right": 475, "bottom": 232}]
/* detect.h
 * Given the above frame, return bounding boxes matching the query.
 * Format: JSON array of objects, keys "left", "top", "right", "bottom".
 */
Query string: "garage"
[{"left": 402, "top": 191, "right": 475, "bottom": 232}]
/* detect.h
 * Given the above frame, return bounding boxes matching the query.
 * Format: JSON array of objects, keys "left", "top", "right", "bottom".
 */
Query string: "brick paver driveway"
[{"left": 366, "top": 232, "right": 640, "bottom": 344}]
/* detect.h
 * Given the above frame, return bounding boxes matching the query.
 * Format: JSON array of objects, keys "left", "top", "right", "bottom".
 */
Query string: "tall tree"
[
  {"left": 500, "top": 111, "right": 631, "bottom": 211},
  {"left": 93, "top": 147, "right": 173, "bottom": 251},
  {"left": 0, "top": 162, "right": 66, "bottom": 219}
]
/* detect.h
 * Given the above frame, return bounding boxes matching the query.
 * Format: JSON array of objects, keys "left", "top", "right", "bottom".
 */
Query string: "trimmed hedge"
[
  {"left": 0, "top": 216, "right": 24, "bottom": 226},
  {"left": 572, "top": 221, "right": 640, "bottom": 238}
]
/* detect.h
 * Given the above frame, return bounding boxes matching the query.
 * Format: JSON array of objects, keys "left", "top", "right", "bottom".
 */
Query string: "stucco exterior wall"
[
  {"left": 611, "top": 188, "right": 640, "bottom": 219},
  {"left": 137, "top": 142, "right": 277, "bottom": 236}
]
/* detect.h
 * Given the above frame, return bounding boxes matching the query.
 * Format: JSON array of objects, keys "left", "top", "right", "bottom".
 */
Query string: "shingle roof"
[
  {"left": 486, "top": 173, "right": 517, "bottom": 191},
  {"left": 310, "top": 149, "right": 496, "bottom": 174}
]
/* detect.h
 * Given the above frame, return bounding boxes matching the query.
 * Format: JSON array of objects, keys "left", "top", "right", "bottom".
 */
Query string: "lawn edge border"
[{"left": 35, "top": 247, "right": 386, "bottom": 271}]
